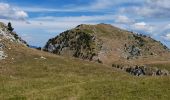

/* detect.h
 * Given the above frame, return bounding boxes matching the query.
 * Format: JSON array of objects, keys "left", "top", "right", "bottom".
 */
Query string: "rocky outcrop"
[
  {"left": 123, "top": 33, "right": 169, "bottom": 59},
  {"left": 44, "top": 27, "right": 102, "bottom": 61},
  {"left": 0, "top": 22, "right": 28, "bottom": 60},
  {"left": 112, "top": 64, "right": 169, "bottom": 76},
  {"left": 0, "top": 22, "right": 28, "bottom": 46},
  {"left": 124, "top": 44, "right": 141, "bottom": 59}
]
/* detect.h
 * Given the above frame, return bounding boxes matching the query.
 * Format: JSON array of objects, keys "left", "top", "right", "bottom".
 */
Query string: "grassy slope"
[{"left": 0, "top": 41, "right": 170, "bottom": 100}]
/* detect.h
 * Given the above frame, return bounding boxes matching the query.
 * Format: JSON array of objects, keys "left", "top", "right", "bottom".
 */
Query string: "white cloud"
[
  {"left": 90, "top": 0, "right": 114, "bottom": 10},
  {"left": 133, "top": 22, "right": 147, "bottom": 29},
  {"left": 115, "top": 15, "right": 134, "bottom": 24},
  {"left": 121, "top": 0, "right": 170, "bottom": 18},
  {"left": 131, "top": 22, "right": 154, "bottom": 33},
  {"left": 21, "top": 0, "right": 114, "bottom": 12},
  {"left": 162, "top": 34, "right": 170, "bottom": 41},
  {"left": 0, "top": 3, "right": 28, "bottom": 20},
  {"left": 32, "top": 14, "right": 115, "bottom": 22},
  {"left": 22, "top": 0, "right": 143, "bottom": 12},
  {"left": 15, "top": 11, "right": 28, "bottom": 18},
  {"left": 147, "top": 0, "right": 170, "bottom": 9}
]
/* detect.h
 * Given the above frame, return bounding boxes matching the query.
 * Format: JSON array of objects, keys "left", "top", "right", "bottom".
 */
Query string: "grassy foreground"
[{"left": 0, "top": 42, "right": 170, "bottom": 100}]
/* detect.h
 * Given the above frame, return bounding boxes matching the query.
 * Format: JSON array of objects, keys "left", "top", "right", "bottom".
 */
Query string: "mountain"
[
  {"left": 44, "top": 24, "right": 170, "bottom": 65},
  {"left": 0, "top": 22, "right": 170, "bottom": 99}
]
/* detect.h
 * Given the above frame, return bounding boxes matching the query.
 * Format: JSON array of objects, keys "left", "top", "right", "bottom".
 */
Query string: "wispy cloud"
[
  {"left": 32, "top": 14, "right": 115, "bottom": 22},
  {"left": 115, "top": 15, "right": 135, "bottom": 24},
  {"left": 0, "top": 3, "right": 28, "bottom": 20},
  {"left": 162, "top": 34, "right": 170, "bottom": 41},
  {"left": 131, "top": 22, "right": 154, "bottom": 33},
  {"left": 21, "top": 0, "right": 143, "bottom": 13},
  {"left": 121, "top": 0, "right": 170, "bottom": 18}
]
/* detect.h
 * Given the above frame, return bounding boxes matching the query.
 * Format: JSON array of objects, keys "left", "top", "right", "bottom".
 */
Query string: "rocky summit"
[{"left": 44, "top": 24, "right": 170, "bottom": 65}]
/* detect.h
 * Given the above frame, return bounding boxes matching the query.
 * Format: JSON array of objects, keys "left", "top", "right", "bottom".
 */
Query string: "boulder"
[{"left": 156, "top": 69, "right": 169, "bottom": 76}]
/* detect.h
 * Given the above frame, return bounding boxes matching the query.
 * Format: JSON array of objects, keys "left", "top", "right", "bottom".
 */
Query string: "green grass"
[
  {"left": 0, "top": 40, "right": 169, "bottom": 100},
  {"left": 148, "top": 63, "right": 170, "bottom": 71},
  {"left": 0, "top": 53, "right": 170, "bottom": 100}
]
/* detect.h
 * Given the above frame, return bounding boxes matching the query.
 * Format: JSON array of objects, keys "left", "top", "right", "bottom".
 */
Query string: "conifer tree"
[{"left": 7, "top": 22, "right": 14, "bottom": 32}]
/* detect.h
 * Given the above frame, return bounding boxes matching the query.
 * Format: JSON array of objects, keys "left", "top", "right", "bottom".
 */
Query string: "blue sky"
[{"left": 0, "top": 0, "right": 170, "bottom": 48}]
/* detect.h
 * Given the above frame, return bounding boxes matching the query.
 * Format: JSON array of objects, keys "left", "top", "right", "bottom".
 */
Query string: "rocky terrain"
[
  {"left": 0, "top": 22, "right": 28, "bottom": 60},
  {"left": 44, "top": 24, "right": 170, "bottom": 65},
  {"left": 112, "top": 64, "right": 169, "bottom": 76}
]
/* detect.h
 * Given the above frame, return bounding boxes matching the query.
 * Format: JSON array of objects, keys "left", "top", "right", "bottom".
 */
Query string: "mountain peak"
[{"left": 44, "top": 23, "right": 170, "bottom": 65}]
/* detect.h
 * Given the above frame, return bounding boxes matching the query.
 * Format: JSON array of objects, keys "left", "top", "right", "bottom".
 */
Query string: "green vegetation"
[
  {"left": 7, "top": 22, "right": 14, "bottom": 32},
  {"left": 0, "top": 44, "right": 170, "bottom": 100},
  {"left": 148, "top": 63, "right": 170, "bottom": 71},
  {"left": 0, "top": 23, "right": 170, "bottom": 100},
  {"left": 1, "top": 56, "right": 170, "bottom": 100}
]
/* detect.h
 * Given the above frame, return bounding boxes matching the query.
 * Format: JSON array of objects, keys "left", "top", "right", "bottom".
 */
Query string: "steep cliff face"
[{"left": 44, "top": 24, "right": 170, "bottom": 64}]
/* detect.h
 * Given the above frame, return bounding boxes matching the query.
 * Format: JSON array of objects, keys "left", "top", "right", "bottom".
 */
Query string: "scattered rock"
[
  {"left": 156, "top": 69, "right": 169, "bottom": 76},
  {"left": 126, "top": 66, "right": 145, "bottom": 76},
  {"left": 40, "top": 56, "right": 46, "bottom": 59},
  {"left": 112, "top": 64, "right": 169, "bottom": 76}
]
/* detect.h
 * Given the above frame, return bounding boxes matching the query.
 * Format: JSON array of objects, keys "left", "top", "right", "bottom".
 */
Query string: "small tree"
[{"left": 7, "top": 22, "right": 14, "bottom": 32}]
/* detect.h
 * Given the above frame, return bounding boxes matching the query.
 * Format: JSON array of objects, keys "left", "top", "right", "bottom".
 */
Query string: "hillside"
[
  {"left": 0, "top": 22, "right": 170, "bottom": 99},
  {"left": 0, "top": 22, "right": 28, "bottom": 60},
  {"left": 1, "top": 40, "right": 170, "bottom": 100},
  {"left": 44, "top": 24, "right": 170, "bottom": 66}
]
